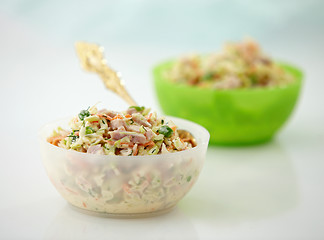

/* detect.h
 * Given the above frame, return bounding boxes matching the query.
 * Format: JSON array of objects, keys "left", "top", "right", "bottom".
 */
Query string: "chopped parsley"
[
  {"left": 78, "top": 108, "right": 91, "bottom": 121},
  {"left": 187, "top": 176, "right": 192, "bottom": 182},
  {"left": 67, "top": 132, "right": 79, "bottom": 143},
  {"left": 129, "top": 106, "right": 145, "bottom": 112},
  {"left": 202, "top": 72, "right": 214, "bottom": 81},
  {"left": 158, "top": 125, "right": 173, "bottom": 138},
  {"left": 85, "top": 126, "right": 95, "bottom": 134}
]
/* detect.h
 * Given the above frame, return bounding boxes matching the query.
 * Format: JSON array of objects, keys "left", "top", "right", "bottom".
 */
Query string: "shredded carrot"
[
  {"left": 171, "top": 126, "right": 177, "bottom": 132},
  {"left": 146, "top": 113, "right": 153, "bottom": 121},
  {"left": 132, "top": 147, "right": 138, "bottom": 156},
  {"left": 82, "top": 202, "right": 87, "bottom": 208},
  {"left": 64, "top": 186, "right": 79, "bottom": 195},
  {"left": 122, "top": 183, "right": 132, "bottom": 194},
  {"left": 121, "top": 142, "right": 134, "bottom": 147},
  {"left": 112, "top": 114, "right": 123, "bottom": 120},
  {"left": 143, "top": 141, "right": 155, "bottom": 147},
  {"left": 47, "top": 136, "right": 65, "bottom": 146},
  {"left": 125, "top": 114, "right": 132, "bottom": 118}
]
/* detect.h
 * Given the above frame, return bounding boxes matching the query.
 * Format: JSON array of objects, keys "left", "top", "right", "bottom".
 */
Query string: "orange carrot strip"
[
  {"left": 64, "top": 186, "right": 79, "bottom": 195},
  {"left": 112, "top": 114, "right": 123, "bottom": 120},
  {"left": 120, "top": 142, "right": 134, "bottom": 147},
  {"left": 143, "top": 141, "right": 155, "bottom": 147},
  {"left": 167, "top": 146, "right": 173, "bottom": 151},
  {"left": 47, "top": 136, "right": 65, "bottom": 146},
  {"left": 146, "top": 113, "right": 153, "bottom": 121},
  {"left": 132, "top": 147, "right": 138, "bottom": 156},
  {"left": 122, "top": 183, "right": 132, "bottom": 194}
]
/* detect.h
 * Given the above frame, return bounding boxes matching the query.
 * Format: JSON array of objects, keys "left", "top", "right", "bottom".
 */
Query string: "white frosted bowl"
[{"left": 39, "top": 116, "right": 209, "bottom": 218}]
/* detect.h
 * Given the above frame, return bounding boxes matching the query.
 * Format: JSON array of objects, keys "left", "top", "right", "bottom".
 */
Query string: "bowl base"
[{"left": 68, "top": 203, "right": 176, "bottom": 219}]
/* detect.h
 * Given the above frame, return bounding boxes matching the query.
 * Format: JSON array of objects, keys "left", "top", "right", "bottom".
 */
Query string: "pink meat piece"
[
  {"left": 145, "top": 128, "right": 155, "bottom": 141},
  {"left": 98, "top": 109, "right": 117, "bottom": 118},
  {"left": 126, "top": 108, "right": 137, "bottom": 115},
  {"left": 130, "top": 133, "right": 147, "bottom": 144},
  {"left": 110, "top": 131, "right": 147, "bottom": 144},
  {"left": 87, "top": 145, "right": 104, "bottom": 155},
  {"left": 126, "top": 125, "right": 141, "bottom": 133},
  {"left": 132, "top": 113, "right": 151, "bottom": 127},
  {"left": 110, "top": 119, "right": 126, "bottom": 130}
]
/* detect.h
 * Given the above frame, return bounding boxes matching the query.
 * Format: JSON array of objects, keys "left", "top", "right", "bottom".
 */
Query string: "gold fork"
[{"left": 75, "top": 41, "right": 137, "bottom": 106}]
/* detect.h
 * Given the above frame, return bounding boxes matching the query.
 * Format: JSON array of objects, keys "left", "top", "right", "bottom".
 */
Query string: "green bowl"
[{"left": 153, "top": 61, "right": 303, "bottom": 145}]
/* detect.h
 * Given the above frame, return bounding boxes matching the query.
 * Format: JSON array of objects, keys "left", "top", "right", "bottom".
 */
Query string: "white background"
[{"left": 0, "top": 1, "right": 323, "bottom": 239}]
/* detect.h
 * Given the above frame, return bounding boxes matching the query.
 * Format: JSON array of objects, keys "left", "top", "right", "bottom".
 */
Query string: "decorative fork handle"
[{"left": 75, "top": 42, "right": 137, "bottom": 106}]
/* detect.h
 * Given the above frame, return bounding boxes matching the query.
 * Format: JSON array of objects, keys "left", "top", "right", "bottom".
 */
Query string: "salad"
[
  {"left": 167, "top": 38, "right": 294, "bottom": 89},
  {"left": 42, "top": 108, "right": 207, "bottom": 215},
  {"left": 47, "top": 105, "right": 194, "bottom": 156}
]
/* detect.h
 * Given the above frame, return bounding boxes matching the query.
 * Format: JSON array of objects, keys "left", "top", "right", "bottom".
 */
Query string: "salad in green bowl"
[{"left": 153, "top": 39, "right": 303, "bottom": 145}]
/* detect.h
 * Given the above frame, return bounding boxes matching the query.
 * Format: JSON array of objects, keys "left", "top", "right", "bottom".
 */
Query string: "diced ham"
[
  {"left": 132, "top": 113, "right": 152, "bottom": 127},
  {"left": 145, "top": 128, "right": 155, "bottom": 141},
  {"left": 110, "top": 131, "right": 147, "bottom": 144},
  {"left": 131, "top": 133, "right": 147, "bottom": 144},
  {"left": 110, "top": 119, "right": 126, "bottom": 130},
  {"left": 117, "top": 126, "right": 126, "bottom": 131},
  {"left": 87, "top": 145, "right": 104, "bottom": 155},
  {"left": 98, "top": 109, "right": 117, "bottom": 118},
  {"left": 126, "top": 125, "right": 141, "bottom": 133},
  {"left": 109, "top": 131, "right": 125, "bottom": 140},
  {"left": 126, "top": 108, "right": 137, "bottom": 115}
]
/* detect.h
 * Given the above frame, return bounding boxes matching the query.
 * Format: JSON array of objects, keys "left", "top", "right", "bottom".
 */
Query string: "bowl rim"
[
  {"left": 153, "top": 59, "right": 303, "bottom": 93},
  {"left": 39, "top": 115, "right": 210, "bottom": 161}
]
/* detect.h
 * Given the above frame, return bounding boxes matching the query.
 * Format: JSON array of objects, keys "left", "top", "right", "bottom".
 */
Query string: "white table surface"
[{"left": 0, "top": 1, "right": 323, "bottom": 239}]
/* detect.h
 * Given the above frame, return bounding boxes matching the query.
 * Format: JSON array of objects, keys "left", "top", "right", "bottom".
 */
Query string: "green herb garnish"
[
  {"left": 158, "top": 125, "right": 173, "bottom": 138},
  {"left": 202, "top": 72, "right": 214, "bottom": 81},
  {"left": 129, "top": 106, "right": 145, "bottom": 112},
  {"left": 67, "top": 132, "right": 79, "bottom": 143},
  {"left": 78, "top": 108, "right": 91, "bottom": 121},
  {"left": 249, "top": 74, "right": 258, "bottom": 85},
  {"left": 85, "top": 126, "right": 95, "bottom": 135},
  {"left": 187, "top": 176, "right": 192, "bottom": 182}
]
